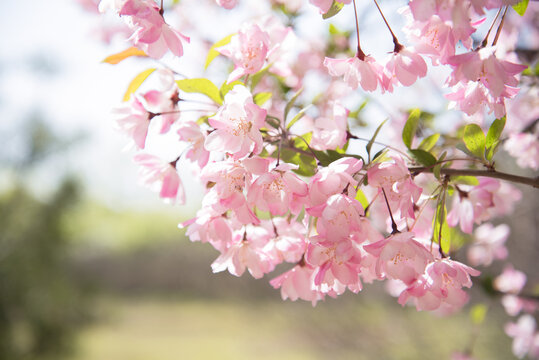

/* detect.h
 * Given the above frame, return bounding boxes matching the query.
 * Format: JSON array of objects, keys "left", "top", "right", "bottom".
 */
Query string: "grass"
[{"left": 72, "top": 295, "right": 514, "bottom": 360}]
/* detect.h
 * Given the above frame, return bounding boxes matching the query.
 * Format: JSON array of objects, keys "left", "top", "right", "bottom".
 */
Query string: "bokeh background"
[{"left": 0, "top": 0, "right": 537, "bottom": 359}]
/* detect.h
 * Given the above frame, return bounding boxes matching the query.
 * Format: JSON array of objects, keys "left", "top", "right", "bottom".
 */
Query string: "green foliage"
[
  {"left": 485, "top": 117, "right": 506, "bottom": 161},
  {"left": 409, "top": 149, "right": 437, "bottom": 167},
  {"left": 366, "top": 119, "right": 388, "bottom": 162},
  {"left": 402, "top": 109, "right": 421, "bottom": 149},
  {"left": 512, "top": 0, "right": 529, "bottom": 16},
  {"left": 322, "top": 1, "right": 345, "bottom": 19},
  {"left": 176, "top": 78, "right": 223, "bottom": 105},
  {"left": 205, "top": 33, "right": 235, "bottom": 69},
  {"left": 463, "top": 124, "right": 486, "bottom": 159},
  {"left": 284, "top": 87, "right": 303, "bottom": 121},
  {"left": 470, "top": 304, "right": 488, "bottom": 325},
  {"left": 450, "top": 176, "right": 479, "bottom": 186},
  {"left": 286, "top": 105, "right": 312, "bottom": 130},
  {"left": 253, "top": 92, "right": 272, "bottom": 106},
  {"left": 0, "top": 181, "right": 91, "bottom": 359},
  {"left": 418, "top": 133, "right": 440, "bottom": 152}
]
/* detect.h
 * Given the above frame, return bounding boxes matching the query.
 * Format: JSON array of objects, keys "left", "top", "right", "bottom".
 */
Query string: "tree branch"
[{"left": 409, "top": 167, "right": 539, "bottom": 188}]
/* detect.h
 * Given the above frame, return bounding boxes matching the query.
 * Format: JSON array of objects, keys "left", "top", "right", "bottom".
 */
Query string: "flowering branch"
[{"left": 410, "top": 167, "right": 539, "bottom": 188}]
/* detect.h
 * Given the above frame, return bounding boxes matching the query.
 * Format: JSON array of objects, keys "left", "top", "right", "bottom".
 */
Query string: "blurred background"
[{"left": 0, "top": 0, "right": 537, "bottom": 359}]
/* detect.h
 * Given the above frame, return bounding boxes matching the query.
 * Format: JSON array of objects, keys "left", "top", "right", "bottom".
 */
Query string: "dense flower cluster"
[{"left": 88, "top": 0, "right": 538, "bottom": 358}]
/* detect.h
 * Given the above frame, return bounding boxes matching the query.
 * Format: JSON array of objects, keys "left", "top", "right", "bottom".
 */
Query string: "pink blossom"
[
  {"left": 494, "top": 265, "right": 527, "bottom": 294},
  {"left": 398, "top": 258, "right": 480, "bottom": 314},
  {"left": 177, "top": 122, "right": 210, "bottom": 169},
  {"left": 447, "top": 179, "right": 497, "bottom": 233},
  {"left": 324, "top": 55, "right": 382, "bottom": 92},
  {"left": 270, "top": 264, "right": 324, "bottom": 306},
  {"left": 505, "top": 315, "right": 539, "bottom": 359},
  {"left": 308, "top": 157, "right": 363, "bottom": 207},
  {"left": 204, "top": 85, "right": 267, "bottom": 159},
  {"left": 305, "top": 237, "right": 363, "bottom": 292},
  {"left": 263, "top": 217, "right": 307, "bottom": 264},
  {"left": 181, "top": 209, "right": 235, "bottom": 252},
  {"left": 215, "top": 0, "right": 237, "bottom": 9},
  {"left": 504, "top": 132, "right": 539, "bottom": 170},
  {"left": 382, "top": 48, "right": 427, "bottom": 91},
  {"left": 309, "top": 0, "right": 351, "bottom": 14},
  {"left": 247, "top": 162, "right": 308, "bottom": 216},
  {"left": 211, "top": 227, "right": 275, "bottom": 279},
  {"left": 367, "top": 156, "right": 422, "bottom": 220},
  {"left": 446, "top": 47, "right": 527, "bottom": 116},
  {"left": 133, "top": 153, "right": 184, "bottom": 203},
  {"left": 363, "top": 232, "right": 434, "bottom": 285},
  {"left": 307, "top": 194, "right": 364, "bottom": 240},
  {"left": 112, "top": 96, "right": 151, "bottom": 149},
  {"left": 467, "top": 223, "right": 509, "bottom": 266},
  {"left": 104, "top": 0, "right": 190, "bottom": 59},
  {"left": 217, "top": 23, "right": 270, "bottom": 83},
  {"left": 310, "top": 102, "right": 350, "bottom": 151}
]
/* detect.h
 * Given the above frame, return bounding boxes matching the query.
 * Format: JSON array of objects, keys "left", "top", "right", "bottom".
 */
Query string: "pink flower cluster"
[{"left": 99, "top": 0, "right": 189, "bottom": 58}]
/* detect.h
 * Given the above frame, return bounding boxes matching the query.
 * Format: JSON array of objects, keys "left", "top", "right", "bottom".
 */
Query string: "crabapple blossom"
[
  {"left": 101, "top": 0, "right": 190, "bottom": 58},
  {"left": 112, "top": 96, "right": 151, "bottom": 149},
  {"left": 505, "top": 315, "right": 539, "bottom": 359},
  {"left": 307, "top": 193, "right": 364, "bottom": 240},
  {"left": 467, "top": 223, "right": 509, "bottom": 266},
  {"left": 217, "top": 23, "right": 270, "bottom": 83},
  {"left": 398, "top": 258, "right": 480, "bottom": 314},
  {"left": 247, "top": 162, "right": 308, "bottom": 216},
  {"left": 310, "top": 102, "right": 350, "bottom": 151},
  {"left": 215, "top": 0, "right": 237, "bottom": 9},
  {"left": 363, "top": 231, "right": 434, "bottom": 285},
  {"left": 308, "top": 157, "right": 363, "bottom": 207},
  {"left": 133, "top": 152, "right": 184, "bottom": 203},
  {"left": 324, "top": 55, "right": 382, "bottom": 92},
  {"left": 367, "top": 156, "right": 422, "bottom": 220},
  {"left": 177, "top": 122, "right": 210, "bottom": 169},
  {"left": 205, "top": 85, "right": 267, "bottom": 159},
  {"left": 270, "top": 264, "right": 324, "bottom": 306},
  {"left": 504, "top": 132, "right": 539, "bottom": 170},
  {"left": 309, "top": 0, "right": 351, "bottom": 14},
  {"left": 382, "top": 47, "right": 428, "bottom": 91}
]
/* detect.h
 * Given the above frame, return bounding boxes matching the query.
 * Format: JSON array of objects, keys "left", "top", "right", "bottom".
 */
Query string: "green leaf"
[
  {"left": 485, "top": 117, "right": 506, "bottom": 161},
  {"left": 205, "top": 33, "right": 235, "bottom": 69},
  {"left": 451, "top": 176, "right": 479, "bottom": 186},
  {"left": 286, "top": 105, "right": 312, "bottom": 130},
  {"left": 402, "top": 109, "right": 421, "bottom": 149},
  {"left": 265, "top": 116, "right": 281, "bottom": 130},
  {"left": 512, "top": 0, "right": 529, "bottom": 16},
  {"left": 250, "top": 64, "right": 271, "bottom": 91},
  {"left": 418, "top": 133, "right": 440, "bottom": 152},
  {"left": 432, "top": 202, "right": 450, "bottom": 252},
  {"left": 410, "top": 149, "right": 437, "bottom": 167},
  {"left": 322, "top": 1, "right": 345, "bottom": 19},
  {"left": 355, "top": 189, "right": 369, "bottom": 210},
  {"left": 433, "top": 151, "right": 447, "bottom": 180},
  {"left": 366, "top": 119, "right": 388, "bottom": 161},
  {"left": 284, "top": 88, "right": 303, "bottom": 121},
  {"left": 486, "top": 140, "right": 500, "bottom": 162},
  {"left": 470, "top": 304, "right": 488, "bottom": 325},
  {"left": 220, "top": 80, "right": 243, "bottom": 99},
  {"left": 176, "top": 78, "right": 223, "bottom": 105},
  {"left": 463, "top": 124, "right": 486, "bottom": 159},
  {"left": 123, "top": 68, "right": 155, "bottom": 101},
  {"left": 253, "top": 92, "right": 272, "bottom": 106}
]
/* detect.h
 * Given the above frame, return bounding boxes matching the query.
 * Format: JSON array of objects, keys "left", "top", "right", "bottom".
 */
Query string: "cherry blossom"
[{"left": 467, "top": 223, "right": 509, "bottom": 266}]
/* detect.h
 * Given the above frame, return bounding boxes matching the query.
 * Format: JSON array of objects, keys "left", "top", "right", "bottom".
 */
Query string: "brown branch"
[{"left": 409, "top": 167, "right": 539, "bottom": 188}]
